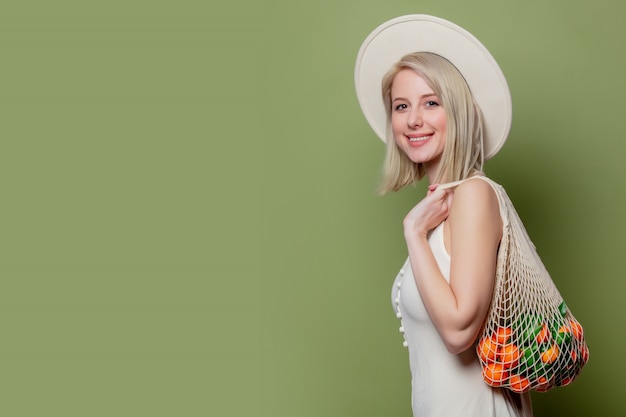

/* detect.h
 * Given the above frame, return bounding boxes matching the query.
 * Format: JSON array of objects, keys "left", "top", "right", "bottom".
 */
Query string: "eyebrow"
[{"left": 391, "top": 93, "right": 438, "bottom": 103}]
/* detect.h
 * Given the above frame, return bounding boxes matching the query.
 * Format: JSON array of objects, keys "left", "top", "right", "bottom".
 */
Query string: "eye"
[
  {"left": 394, "top": 103, "right": 408, "bottom": 111},
  {"left": 425, "top": 100, "right": 440, "bottom": 107}
]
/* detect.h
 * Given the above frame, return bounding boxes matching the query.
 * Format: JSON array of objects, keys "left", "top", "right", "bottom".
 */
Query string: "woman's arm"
[{"left": 404, "top": 179, "right": 501, "bottom": 354}]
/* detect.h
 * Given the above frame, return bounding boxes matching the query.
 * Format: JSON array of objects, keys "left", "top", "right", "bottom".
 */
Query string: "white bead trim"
[{"left": 395, "top": 268, "right": 408, "bottom": 348}]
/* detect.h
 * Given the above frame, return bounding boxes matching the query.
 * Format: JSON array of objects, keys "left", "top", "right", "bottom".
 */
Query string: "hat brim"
[{"left": 354, "top": 14, "right": 511, "bottom": 160}]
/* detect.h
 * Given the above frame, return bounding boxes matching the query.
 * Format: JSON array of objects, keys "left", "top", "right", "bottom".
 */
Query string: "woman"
[{"left": 355, "top": 15, "right": 533, "bottom": 416}]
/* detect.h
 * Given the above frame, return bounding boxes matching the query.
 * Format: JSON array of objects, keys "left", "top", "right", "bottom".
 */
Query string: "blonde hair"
[{"left": 378, "top": 52, "right": 485, "bottom": 194}]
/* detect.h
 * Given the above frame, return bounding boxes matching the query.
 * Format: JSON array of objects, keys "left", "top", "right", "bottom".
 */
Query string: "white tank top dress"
[{"left": 391, "top": 221, "right": 533, "bottom": 417}]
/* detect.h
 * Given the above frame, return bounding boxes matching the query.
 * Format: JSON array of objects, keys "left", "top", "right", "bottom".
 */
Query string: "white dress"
[{"left": 391, "top": 222, "right": 533, "bottom": 417}]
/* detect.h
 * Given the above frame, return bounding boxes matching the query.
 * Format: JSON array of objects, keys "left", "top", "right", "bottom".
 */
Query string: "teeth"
[{"left": 409, "top": 135, "right": 431, "bottom": 142}]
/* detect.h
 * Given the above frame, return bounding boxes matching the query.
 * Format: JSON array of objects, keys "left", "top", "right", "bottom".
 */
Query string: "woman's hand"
[{"left": 403, "top": 185, "right": 453, "bottom": 241}]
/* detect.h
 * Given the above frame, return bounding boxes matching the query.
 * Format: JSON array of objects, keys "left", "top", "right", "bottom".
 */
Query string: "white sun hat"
[{"left": 354, "top": 14, "right": 512, "bottom": 159}]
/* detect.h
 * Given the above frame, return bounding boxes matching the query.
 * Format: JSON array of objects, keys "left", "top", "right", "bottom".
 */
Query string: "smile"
[{"left": 408, "top": 134, "right": 432, "bottom": 142}]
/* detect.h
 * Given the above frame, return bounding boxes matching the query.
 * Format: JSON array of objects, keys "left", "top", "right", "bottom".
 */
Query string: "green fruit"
[
  {"left": 537, "top": 362, "right": 555, "bottom": 382},
  {"left": 554, "top": 329, "right": 572, "bottom": 345},
  {"left": 518, "top": 347, "right": 540, "bottom": 376},
  {"left": 550, "top": 316, "right": 567, "bottom": 341},
  {"left": 516, "top": 314, "right": 544, "bottom": 346}
]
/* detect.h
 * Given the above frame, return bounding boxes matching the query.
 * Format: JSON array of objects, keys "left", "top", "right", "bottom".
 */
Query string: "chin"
[{"left": 405, "top": 153, "right": 430, "bottom": 164}]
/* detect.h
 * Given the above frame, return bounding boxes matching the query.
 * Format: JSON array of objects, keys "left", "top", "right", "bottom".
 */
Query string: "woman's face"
[{"left": 390, "top": 69, "right": 447, "bottom": 172}]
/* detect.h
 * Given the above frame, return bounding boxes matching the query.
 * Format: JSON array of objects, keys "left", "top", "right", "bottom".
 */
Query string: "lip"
[{"left": 406, "top": 133, "right": 433, "bottom": 146}]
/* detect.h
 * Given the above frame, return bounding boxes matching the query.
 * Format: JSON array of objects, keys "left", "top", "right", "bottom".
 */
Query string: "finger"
[{"left": 428, "top": 188, "right": 448, "bottom": 201}]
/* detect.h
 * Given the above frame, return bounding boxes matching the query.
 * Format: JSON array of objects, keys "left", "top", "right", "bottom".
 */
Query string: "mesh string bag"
[{"left": 443, "top": 176, "right": 589, "bottom": 393}]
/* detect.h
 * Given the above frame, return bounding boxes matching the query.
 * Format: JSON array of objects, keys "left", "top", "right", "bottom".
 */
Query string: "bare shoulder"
[
  {"left": 449, "top": 177, "right": 500, "bottom": 226},
  {"left": 453, "top": 177, "right": 498, "bottom": 203}
]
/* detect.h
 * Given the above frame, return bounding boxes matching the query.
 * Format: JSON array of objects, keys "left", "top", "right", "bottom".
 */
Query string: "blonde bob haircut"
[{"left": 378, "top": 52, "right": 485, "bottom": 194}]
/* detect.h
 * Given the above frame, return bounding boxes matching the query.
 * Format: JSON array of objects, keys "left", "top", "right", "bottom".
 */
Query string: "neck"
[{"left": 424, "top": 162, "right": 442, "bottom": 185}]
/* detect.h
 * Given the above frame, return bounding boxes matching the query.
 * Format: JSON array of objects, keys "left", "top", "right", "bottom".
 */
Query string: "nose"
[{"left": 408, "top": 108, "right": 422, "bottom": 128}]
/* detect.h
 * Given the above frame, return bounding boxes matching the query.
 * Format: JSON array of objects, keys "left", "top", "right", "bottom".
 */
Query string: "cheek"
[
  {"left": 434, "top": 112, "right": 447, "bottom": 131},
  {"left": 440, "top": 122, "right": 447, "bottom": 138},
  {"left": 432, "top": 114, "right": 447, "bottom": 141}
]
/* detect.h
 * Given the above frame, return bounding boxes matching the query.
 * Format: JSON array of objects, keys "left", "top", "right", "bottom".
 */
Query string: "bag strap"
[{"left": 436, "top": 179, "right": 468, "bottom": 190}]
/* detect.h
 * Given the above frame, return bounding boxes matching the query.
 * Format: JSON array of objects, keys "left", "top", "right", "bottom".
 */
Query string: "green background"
[{"left": 1, "top": 0, "right": 622, "bottom": 415}]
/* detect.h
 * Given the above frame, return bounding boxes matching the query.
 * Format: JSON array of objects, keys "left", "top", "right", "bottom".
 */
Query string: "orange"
[
  {"left": 509, "top": 374, "right": 531, "bottom": 393},
  {"left": 541, "top": 344, "right": 559, "bottom": 364},
  {"left": 569, "top": 319, "right": 584, "bottom": 341},
  {"left": 535, "top": 376, "right": 553, "bottom": 392},
  {"left": 555, "top": 325, "right": 572, "bottom": 345},
  {"left": 536, "top": 323, "right": 550, "bottom": 344},
  {"left": 477, "top": 336, "right": 499, "bottom": 363},
  {"left": 483, "top": 363, "right": 509, "bottom": 387},
  {"left": 500, "top": 343, "right": 521, "bottom": 369},
  {"left": 558, "top": 325, "right": 571, "bottom": 335},
  {"left": 495, "top": 326, "right": 512, "bottom": 345}
]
